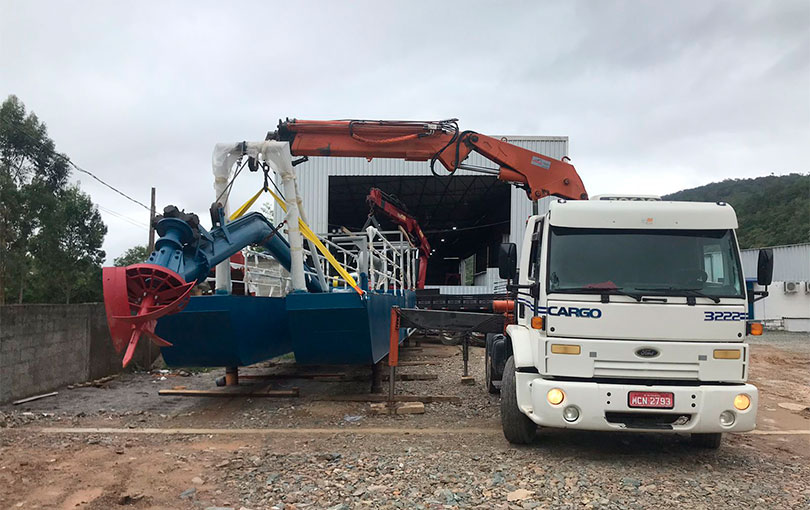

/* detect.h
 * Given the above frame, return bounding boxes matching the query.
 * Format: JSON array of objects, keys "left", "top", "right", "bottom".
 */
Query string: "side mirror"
[
  {"left": 757, "top": 248, "right": 774, "bottom": 286},
  {"left": 498, "top": 243, "right": 517, "bottom": 280}
]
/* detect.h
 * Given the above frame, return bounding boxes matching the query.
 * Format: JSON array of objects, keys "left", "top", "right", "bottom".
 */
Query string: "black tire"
[
  {"left": 690, "top": 433, "right": 722, "bottom": 449},
  {"left": 469, "top": 332, "right": 486, "bottom": 347},
  {"left": 485, "top": 336, "right": 499, "bottom": 394},
  {"left": 440, "top": 332, "right": 461, "bottom": 346},
  {"left": 500, "top": 356, "right": 536, "bottom": 444}
]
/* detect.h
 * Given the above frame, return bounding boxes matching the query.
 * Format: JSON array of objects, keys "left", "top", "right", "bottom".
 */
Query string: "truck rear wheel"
[
  {"left": 690, "top": 433, "right": 722, "bottom": 449},
  {"left": 500, "top": 356, "right": 536, "bottom": 444}
]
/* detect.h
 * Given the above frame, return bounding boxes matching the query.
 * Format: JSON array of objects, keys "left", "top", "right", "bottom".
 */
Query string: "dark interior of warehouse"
[{"left": 327, "top": 175, "right": 511, "bottom": 286}]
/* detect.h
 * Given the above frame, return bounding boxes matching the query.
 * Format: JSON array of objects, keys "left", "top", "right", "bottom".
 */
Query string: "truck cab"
[{"left": 493, "top": 197, "right": 773, "bottom": 448}]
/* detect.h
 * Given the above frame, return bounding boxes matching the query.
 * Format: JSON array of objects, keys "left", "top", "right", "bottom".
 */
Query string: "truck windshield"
[{"left": 547, "top": 227, "right": 744, "bottom": 299}]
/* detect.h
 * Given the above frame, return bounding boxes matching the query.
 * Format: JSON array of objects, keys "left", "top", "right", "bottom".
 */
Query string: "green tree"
[
  {"left": 28, "top": 185, "right": 107, "bottom": 303},
  {"left": 114, "top": 245, "right": 150, "bottom": 267},
  {"left": 0, "top": 95, "right": 106, "bottom": 304},
  {"left": 663, "top": 174, "right": 810, "bottom": 248}
]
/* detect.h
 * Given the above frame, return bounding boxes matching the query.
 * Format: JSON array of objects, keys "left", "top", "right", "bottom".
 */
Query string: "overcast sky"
[{"left": 1, "top": 1, "right": 808, "bottom": 262}]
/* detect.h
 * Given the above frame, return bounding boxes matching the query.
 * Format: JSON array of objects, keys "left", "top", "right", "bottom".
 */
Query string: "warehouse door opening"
[{"left": 327, "top": 176, "right": 511, "bottom": 287}]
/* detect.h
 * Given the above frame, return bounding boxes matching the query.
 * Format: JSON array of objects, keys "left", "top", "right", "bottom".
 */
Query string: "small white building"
[{"left": 741, "top": 243, "right": 810, "bottom": 332}]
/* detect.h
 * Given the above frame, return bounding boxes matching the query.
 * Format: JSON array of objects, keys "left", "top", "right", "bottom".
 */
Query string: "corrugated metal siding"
[
  {"left": 283, "top": 136, "right": 569, "bottom": 255},
  {"left": 741, "top": 243, "right": 810, "bottom": 281},
  {"left": 424, "top": 285, "right": 492, "bottom": 295},
  {"left": 472, "top": 268, "right": 503, "bottom": 292}
]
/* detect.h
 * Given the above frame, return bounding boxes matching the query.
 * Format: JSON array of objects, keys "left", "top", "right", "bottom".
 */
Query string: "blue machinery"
[
  {"left": 102, "top": 205, "right": 416, "bottom": 370},
  {"left": 149, "top": 207, "right": 324, "bottom": 293}
]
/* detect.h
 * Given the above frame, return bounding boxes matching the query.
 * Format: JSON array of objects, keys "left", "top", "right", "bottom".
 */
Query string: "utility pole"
[
  {"left": 147, "top": 187, "right": 156, "bottom": 252},
  {"left": 147, "top": 186, "right": 156, "bottom": 368}
]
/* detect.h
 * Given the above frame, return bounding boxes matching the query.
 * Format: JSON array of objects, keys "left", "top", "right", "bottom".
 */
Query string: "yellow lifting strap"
[
  {"left": 229, "top": 188, "right": 364, "bottom": 295},
  {"left": 228, "top": 188, "right": 264, "bottom": 222}
]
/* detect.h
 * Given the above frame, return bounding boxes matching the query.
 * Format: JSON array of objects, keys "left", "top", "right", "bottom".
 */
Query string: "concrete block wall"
[{"left": 0, "top": 303, "right": 155, "bottom": 403}]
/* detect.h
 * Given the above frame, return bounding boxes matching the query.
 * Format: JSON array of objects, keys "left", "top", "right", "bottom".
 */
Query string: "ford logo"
[{"left": 636, "top": 348, "right": 659, "bottom": 358}]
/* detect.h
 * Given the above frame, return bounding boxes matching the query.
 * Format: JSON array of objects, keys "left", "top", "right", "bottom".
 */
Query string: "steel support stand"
[
  {"left": 388, "top": 365, "right": 396, "bottom": 408},
  {"left": 371, "top": 361, "right": 383, "bottom": 393},
  {"left": 388, "top": 306, "right": 400, "bottom": 413},
  {"left": 460, "top": 333, "right": 475, "bottom": 385},
  {"left": 462, "top": 334, "right": 469, "bottom": 377},
  {"left": 225, "top": 366, "right": 239, "bottom": 386}
]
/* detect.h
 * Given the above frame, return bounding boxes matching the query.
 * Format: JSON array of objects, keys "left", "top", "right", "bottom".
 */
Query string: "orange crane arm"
[
  {"left": 268, "top": 118, "right": 588, "bottom": 201},
  {"left": 366, "top": 187, "right": 431, "bottom": 289}
]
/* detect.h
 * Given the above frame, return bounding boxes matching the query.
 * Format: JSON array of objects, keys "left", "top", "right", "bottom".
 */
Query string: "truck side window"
[{"left": 527, "top": 219, "right": 544, "bottom": 282}]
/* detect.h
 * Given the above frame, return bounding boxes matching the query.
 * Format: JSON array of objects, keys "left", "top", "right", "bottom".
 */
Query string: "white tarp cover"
[{"left": 211, "top": 141, "right": 307, "bottom": 292}]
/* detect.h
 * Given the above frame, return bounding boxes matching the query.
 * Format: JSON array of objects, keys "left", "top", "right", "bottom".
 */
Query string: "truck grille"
[{"left": 593, "top": 360, "right": 699, "bottom": 379}]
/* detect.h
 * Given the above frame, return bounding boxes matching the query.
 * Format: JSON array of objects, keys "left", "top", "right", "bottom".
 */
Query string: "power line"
[
  {"left": 0, "top": 116, "right": 150, "bottom": 210},
  {"left": 97, "top": 205, "right": 149, "bottom": 230},
  {"left": 71, "top": 161, "right": 150, "bottom": 210}
]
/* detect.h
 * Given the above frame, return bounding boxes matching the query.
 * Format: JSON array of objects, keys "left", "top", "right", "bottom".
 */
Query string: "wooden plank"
[
  {"left": 396, "top": 360, "right": 439, "bottom": 366},
  {"left": 382, "top": 373, "right": 438, "bottom": 381},
  {"left": 326, "top": 373, "right": 438, "bottom": 383},
  {"left": 13, "top": 391, "right": 58, "bottom": 405},
  {"left": 158, "top": 388, "right": 299, "bottom": 398},
  {"left": 315, "top": 394, "right": 460, "bottom": 403},
  {"left": 240, "top": 373, "right": 347, "bottom": 380}
]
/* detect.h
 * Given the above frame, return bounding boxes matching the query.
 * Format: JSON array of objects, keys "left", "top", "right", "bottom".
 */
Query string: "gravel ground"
[
  {"left": 1, "top": 332, "right": 809, "bottom": 509},
  {"left": 748, "top": 330, "right": 810, "bottom": 355},
  {"left": 2, "top": 425, "right": 808, "bottom": 510}
]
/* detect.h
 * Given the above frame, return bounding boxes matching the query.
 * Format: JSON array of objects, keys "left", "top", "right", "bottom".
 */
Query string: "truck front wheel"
[
  {"left": 500, "top": 356, "right": 536, "bottom": 444},
  {"left": 485, "top": 334, "right": 500, "bottom": 394},
  {"left": 690, "top": 433, "right": 722, "bottom": 449}
]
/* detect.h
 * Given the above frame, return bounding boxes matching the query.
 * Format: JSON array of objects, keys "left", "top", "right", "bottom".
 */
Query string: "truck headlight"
[
  {"left": 547, "top": 388, "right": 565, "bottom": 405},
  {"left": 719, "top": 410, "right": 736, "bottom": 427},
  {"left": 733, "top": 394, "right": 751, "bottom": 411}
]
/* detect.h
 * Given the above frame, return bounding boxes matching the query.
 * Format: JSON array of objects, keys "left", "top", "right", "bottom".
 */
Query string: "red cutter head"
[{"left": 102, "top": 264, "right": 195, "bottom": 367}]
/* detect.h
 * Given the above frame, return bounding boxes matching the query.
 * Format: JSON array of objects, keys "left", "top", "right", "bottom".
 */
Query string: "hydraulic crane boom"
[
  {"left": 365, "top": 187, "right": 431, "bottom": 289},
  {"left": 268, "top": 119, "right": 588, "bottom": 201}
]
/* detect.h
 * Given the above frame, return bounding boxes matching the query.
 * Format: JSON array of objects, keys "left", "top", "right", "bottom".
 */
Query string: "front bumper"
[{"left": 516, "top": 374, "right": 757, "bottom": 433}]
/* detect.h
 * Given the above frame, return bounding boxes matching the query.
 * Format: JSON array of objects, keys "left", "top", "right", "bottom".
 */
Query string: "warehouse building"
[
  {"left": 280, "top": 136, "right": 567, "bottom": 293},
  {"left": 742, "top": 243, "right": 810, "bottom": 332}
]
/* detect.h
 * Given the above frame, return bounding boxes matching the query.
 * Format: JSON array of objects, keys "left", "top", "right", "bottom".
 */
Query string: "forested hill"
[{"left": 662, "top": 173, "right": 809, "bottom": 249}]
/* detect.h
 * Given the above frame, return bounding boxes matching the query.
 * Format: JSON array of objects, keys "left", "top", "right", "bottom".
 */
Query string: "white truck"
[{"left": 490, "top": 196, "right": 773, "bottom": 448}]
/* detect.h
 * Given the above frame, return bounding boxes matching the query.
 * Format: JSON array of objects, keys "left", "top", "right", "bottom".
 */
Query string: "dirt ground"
[{"left": 1, "top": 331, "right": 809, "bottom": 509}]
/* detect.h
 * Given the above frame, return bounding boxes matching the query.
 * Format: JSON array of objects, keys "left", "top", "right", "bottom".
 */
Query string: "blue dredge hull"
[{"left": 155, "top": 290, "right": 415, "bottom": 367}]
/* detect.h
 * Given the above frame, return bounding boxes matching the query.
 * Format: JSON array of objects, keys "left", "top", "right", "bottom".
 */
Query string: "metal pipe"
[
  {"left": 267, "top": 143, "right": 307, "bottom": 291},
  {"left": 457, "top": 163, "right": 500, "bottom": 175}
]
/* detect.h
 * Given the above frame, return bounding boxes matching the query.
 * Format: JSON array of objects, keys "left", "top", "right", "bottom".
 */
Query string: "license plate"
[{"left": 628, "top": 391, "right": 674, "bottom": 409}]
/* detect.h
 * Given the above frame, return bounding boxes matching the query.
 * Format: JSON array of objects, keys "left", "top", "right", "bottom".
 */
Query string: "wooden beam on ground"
[
  {"left": 381, "top": 373, "right": 438, "bottom": 381},
  {"left": 158, "top": 388, "right": 299, "bottom": 398},
  {"left": 314, "top": 394, "right": 460, "bottom": 403},
  {"left": 328, "top": 373, "right": 438, "bottom": 383},
  {"left": 397, "top": 360, "right": 440, "bottom": 366},
  {"left": 239, "top": 373, "right": 347, "bottom": 380}
]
